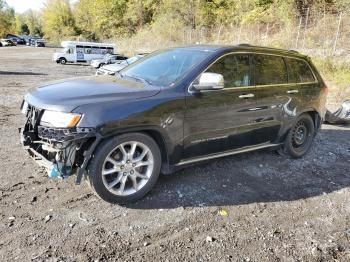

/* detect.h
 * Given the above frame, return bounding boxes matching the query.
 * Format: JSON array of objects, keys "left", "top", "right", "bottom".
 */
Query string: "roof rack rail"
[
  {"left": 288, "top": 49, "right": 299, "bottom": 53},
  {"left": 238, "top": 43, "right": 251, "bottom": 46}
]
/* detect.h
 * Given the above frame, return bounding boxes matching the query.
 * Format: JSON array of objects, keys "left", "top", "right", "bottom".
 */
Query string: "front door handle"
[
  {"left": 239, "top": 93, "right": 255, "bottom": 98},
  {"left": 287, "top": 89, "right": 299, "bottom": 94}
]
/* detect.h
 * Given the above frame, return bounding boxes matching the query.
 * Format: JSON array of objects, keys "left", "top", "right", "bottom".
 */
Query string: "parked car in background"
[
  {"left": 0, "top": 39, "right": 15, "bottom": 46},
  {"left": 96, "top": 54, "right": 146, "bottom": 75},
  {"left": 6, "top": 34, "right": 26, "bottom": 45},
  {"left": 28, "top": 38, "right": 37, "bottom": 46},
  {"left": 34, "top": 39, "right": 45, "bottom": 47},
  {"left": 19, "top": 35, "right": 32, "bottom": 45},
  {"left": 28, "top": 38, "right": 45, "bottom": 47},
  {"left": 53, "top": 41, "right": 116, "bottom": 64},
  {"left": 20, "top": 45, "right": 327, "bottom": 204},
  {"left": 90, "top": 54, "right": 128, "bottom": 69},
  {"left": 25, "top": 37, "right": 35, "bottom": 46}
]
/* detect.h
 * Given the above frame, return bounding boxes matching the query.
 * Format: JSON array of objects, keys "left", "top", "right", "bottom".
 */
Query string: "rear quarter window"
[
  {"left": 285, "top": 58, "right": 316, "bottom": 83},
  {"left": 252, "top": 54, "right": 288, "bottom": 85}
]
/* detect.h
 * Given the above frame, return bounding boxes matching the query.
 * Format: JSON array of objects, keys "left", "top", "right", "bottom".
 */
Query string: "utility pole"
[
  {"left": 323, "top": 5, "right": 326, "bottom": 57},
  {"left": 237, "top": 23, "right": 242, "bottom": 44},
  {"left": 333, "top": 12, "right": 342, "bottom": 56},
  {"left": 301, "top": 7, "right": 309, "bottom": 50},
  {"left": 264, "top": 23, "right": 270, "bottom": 45},
  {"left": 295, "top": 16, "right": 302, "bottom": 49}
]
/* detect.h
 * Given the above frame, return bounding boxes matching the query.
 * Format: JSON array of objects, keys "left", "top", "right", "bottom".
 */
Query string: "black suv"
[{"left": 20, "top": 45, "right": 327, "bottom": 203}]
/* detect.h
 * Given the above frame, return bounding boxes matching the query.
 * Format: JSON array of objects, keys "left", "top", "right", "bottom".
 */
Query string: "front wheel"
[
  {"left": 59, "top": 57, "right": 67, "bottom": 65},
  {"left": 278, "top": 114, "right": 315, "bottom": 158},
  {"left": 87, "top": 133, "right": 161, "bottom": 204}
]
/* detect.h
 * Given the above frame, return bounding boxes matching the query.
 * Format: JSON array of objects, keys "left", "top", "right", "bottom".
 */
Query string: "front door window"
[{"left": 205, "top": 54, "right": 251, "bottom": 88}]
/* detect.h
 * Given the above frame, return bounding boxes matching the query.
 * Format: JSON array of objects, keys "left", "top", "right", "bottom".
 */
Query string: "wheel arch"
[
  {"left": 99, "top": 126, "right": 172, "bottom": 172},
  {"left": 278, "top": 108, "right": 321, "bottom": 143},
  {"left": 299, "top": 108, "right": 322, "bottom": 131},
  {"left": 58, "top": 57, "right": 67, "bottom": 63}
]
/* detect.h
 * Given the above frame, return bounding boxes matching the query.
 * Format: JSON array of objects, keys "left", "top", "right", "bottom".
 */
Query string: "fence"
[{"left": 117, "top": 10, "right": 350, "bottom": 61}]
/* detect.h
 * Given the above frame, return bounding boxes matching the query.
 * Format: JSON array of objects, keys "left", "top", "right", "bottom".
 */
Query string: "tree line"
[{"left": 1, "top": 0, "right": 349, "bottom": 43}]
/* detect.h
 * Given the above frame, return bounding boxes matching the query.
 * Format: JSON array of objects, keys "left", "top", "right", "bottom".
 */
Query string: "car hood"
[
  {"left": 91, "top": 59, "right": 103, "bottom": 64},
  {"left": 25, "top": 76, "right": 161, "bottom": 112},
  {"left": 101, "top": 63, "right": 126, "bottom": 72}
]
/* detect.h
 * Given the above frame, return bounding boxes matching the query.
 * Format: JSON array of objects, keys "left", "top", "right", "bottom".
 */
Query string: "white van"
[{"left": 53, "top": 41, "right": 116, "bottom": 64}]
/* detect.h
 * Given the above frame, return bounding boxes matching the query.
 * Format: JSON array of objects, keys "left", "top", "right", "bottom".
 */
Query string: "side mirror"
[{"left": 192, "top": 72, "right": 224, "bottom": 91}]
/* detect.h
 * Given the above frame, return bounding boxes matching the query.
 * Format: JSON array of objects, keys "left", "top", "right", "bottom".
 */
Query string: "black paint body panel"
[{"left": 23, "top": 45, "right": 327, "bottom": 171}]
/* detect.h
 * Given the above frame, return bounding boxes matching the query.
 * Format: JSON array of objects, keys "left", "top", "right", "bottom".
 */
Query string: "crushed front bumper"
[
  {"left": 20, "top": 101, "right": 102, "bottom": 183},
  {"left": 20, "top": 125, "right": 98, "bottom": 181},
  {"left": 20, "top": 129, "right": 54, "bottom": 170}
]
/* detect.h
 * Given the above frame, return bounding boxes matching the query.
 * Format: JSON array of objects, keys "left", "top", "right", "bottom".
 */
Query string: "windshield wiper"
[
  {"left": 125, "top": 74, "right": 152, "bottom": 85},
  {"left": 115, "top": 71, "right": 123, "bottom": 78}
]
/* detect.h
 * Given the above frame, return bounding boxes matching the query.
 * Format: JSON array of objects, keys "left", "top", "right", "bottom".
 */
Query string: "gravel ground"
[{"left": 0, "top": 46, "right": 349, "bottom": 262}]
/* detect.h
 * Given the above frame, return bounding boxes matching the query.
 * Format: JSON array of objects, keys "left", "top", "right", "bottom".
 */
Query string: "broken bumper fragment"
[{"left": 325, "top": 100, "right": 350, "bottom": 125}]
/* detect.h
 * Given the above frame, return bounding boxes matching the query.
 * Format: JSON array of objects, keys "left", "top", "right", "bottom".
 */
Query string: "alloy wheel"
[{"left": 101, "top": 141, "right": 154, "bottom": 196}]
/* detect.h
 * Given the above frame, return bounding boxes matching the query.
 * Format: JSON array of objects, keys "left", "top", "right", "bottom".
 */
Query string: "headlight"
[{"left": 40, "top": 110, "right": 81, "bottom": 128}]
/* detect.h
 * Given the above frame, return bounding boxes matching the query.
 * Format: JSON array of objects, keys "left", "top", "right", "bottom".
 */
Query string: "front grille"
[{"left": 38, "top": 126, "right": 74, "bottom": 141}]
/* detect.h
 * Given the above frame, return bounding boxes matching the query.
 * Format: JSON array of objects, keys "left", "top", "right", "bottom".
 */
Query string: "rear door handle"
[
  {"left": 239, "top": 93, "right": 255, "bottom": 98},
  {"left": 287, "top": 89, "right": 299, "bottom": 94}
]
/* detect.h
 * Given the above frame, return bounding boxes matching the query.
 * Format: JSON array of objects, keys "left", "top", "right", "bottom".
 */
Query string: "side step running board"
[{"left": 175, "top": 143, "right": 280, "bottom": 166}]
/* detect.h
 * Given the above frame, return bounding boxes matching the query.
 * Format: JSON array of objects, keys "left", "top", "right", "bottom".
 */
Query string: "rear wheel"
[
  {"left": 87, "top": 133, "right": 161, "bottom": 204},
  {"left": 278, "top": 114, "right": 315, "bottom": 158},
  {"left": 59, "top": 57, "right": 67, "bottom": 65}
]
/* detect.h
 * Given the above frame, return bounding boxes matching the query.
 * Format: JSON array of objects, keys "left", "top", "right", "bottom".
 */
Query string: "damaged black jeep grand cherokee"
[{"left": 20, "top": 45, "right": 327, "bottom": 204}]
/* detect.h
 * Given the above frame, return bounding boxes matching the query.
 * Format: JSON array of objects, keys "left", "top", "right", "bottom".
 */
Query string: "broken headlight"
[{"left": 40, "top": 110, "right": 81, "bottom": 128}]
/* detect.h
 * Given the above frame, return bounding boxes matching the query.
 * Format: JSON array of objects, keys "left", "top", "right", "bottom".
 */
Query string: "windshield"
[
  {"left": 103, "top": 54, "right": 113, "bottom": 60},
  {"left": 121, "top": 49, "right": 210, "bottom": 86},
  {"left": 120, "top": 55, "right": 141, "bottom": 66}
]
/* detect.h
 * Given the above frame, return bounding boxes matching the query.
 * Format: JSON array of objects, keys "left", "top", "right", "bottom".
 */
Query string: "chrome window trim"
[{"left": 187, "top": 51, "right": 318, "bottom": 94}]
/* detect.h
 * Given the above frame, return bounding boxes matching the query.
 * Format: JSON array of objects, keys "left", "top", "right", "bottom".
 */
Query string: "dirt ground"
[{"left": 0, "top": 46, "right": 349, "bottom": 262}]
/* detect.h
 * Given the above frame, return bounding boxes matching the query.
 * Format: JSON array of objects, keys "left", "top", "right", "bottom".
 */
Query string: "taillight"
[{"left": 323, "top": 84, "right": 329, "bottom": 95}]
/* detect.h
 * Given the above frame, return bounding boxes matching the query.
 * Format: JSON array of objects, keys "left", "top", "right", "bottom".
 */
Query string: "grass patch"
[{"left": 312, "top": 57, "right": 350, "bottom": 108}]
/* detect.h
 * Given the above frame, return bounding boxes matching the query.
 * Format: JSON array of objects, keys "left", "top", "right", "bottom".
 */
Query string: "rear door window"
[
  {"left": 252, "top": 54, "right": 287, "bottom": 85},
  {"left": 205, "top": 54, "right": 251, "bottom": 88},
  {"left": 285, "top": 58, "right": 316, "bottom": 83}
]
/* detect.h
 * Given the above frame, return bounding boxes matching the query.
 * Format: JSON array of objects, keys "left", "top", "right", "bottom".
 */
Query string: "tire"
[
  {"left": 59, "top": 58, "right": 67, "bottom": 65},
  {"left": 87, "top": 133, "right": 161, "bottom": 204},
  {"left": 278, "top": 114, "right": 315, "bottom": 158}
]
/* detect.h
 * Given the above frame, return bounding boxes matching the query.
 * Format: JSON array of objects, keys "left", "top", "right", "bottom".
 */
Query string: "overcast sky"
[
  {"left": 6, "top": 0, "right": 45, "bottom": 13},
  {"left": 6, "top": 0, "right": 77, "bottom": 13}
]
